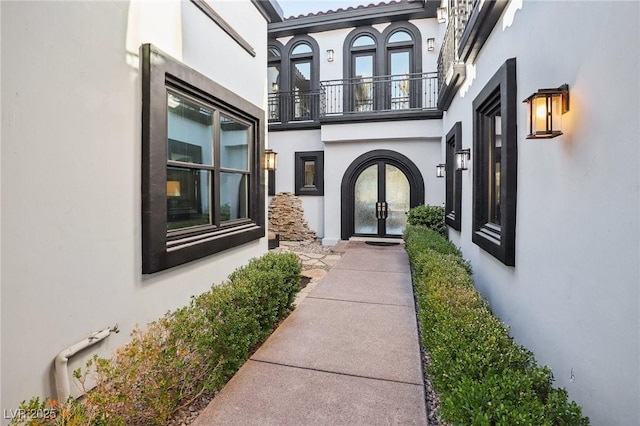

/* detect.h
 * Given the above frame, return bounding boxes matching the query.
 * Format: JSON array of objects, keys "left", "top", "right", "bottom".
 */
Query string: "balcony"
[
  {"left": 437, "top": 0, "right": 509, "bottom": 110},
  {"left": 268, "top": 72, "right": 440, "bottom": 128},
  {"left": 436, "top": 0, "right": 473, "bottom": 111}
]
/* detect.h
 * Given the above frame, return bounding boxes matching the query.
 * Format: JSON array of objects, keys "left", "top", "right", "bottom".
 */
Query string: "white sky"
[{"left": 277, "top": 0, "right": 382, "bottom": 18}]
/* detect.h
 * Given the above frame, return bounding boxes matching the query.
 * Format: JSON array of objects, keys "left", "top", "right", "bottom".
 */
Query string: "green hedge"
[
  {"left": 404, "top": 225, "right": 588, "bottom": 425},
  {"left": 13, "top": 252, "right": 301, "bottom": 426},
  {"left": 406, "top": 205, "right": 446, "bottom": 237}
]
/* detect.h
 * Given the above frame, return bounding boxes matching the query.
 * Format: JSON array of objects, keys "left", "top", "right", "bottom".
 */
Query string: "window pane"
[
  {"left": 268, "top": 65, "right": 280, "bottom": 93},
  {"left": 167, "top": 168, "right": 211, "bottom": 230},
  {"left": 220, "top": 172, "right": 248, "bottom": 221},
  {"left": 292, "top": 43, "right": 312, "bottom": 55},
  {"left": 167, "top": 92, "right": 213, "bottom": 165},
  {"left": 354, "top": 164, "right": 378, "bottom": 234},
  {"left": 489, "top": 113, "right": 502, "bottom": 225},
  {"left": 353, "top": 35, "right": 375, "bottom": 47},
  {"left": 220, "top": 115, "right": 250, "bottom": 171},
  {"left": 268, "top": 46, "right": 280, "bottom": 59},
  {"left": 304, "top": 160, "right": 315, "bottom": 187},
  {"left": 354, "top": 55, "right": 374, "bottom": 112},
  {"left": 385, "top": 164, "right": 410, "bottom": 235},
  {"left": 390, "top": 51, "right": 410, "bottom": 109},
  {"left": 293, "top": 61, "right": 312, "bottom": 120},
  {"left": 388, "top": 30, "right": 412, "bottom": 43}
]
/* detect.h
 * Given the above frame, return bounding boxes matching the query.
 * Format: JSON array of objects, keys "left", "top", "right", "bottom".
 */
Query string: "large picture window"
[
  {"left": 142, "top": 44, "right": 265, "bottom": 274},
  {"left": 472, "top": 58, "right": 517, "bottom": 266},
  {"left": 445, "top": 122, "right": 462, "bottom": 231}
]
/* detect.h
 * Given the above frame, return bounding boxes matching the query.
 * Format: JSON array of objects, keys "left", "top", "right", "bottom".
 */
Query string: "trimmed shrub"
[
  {"left": 406, "top": 205, "right": 446, "bottom": 237},
  {"left": 12, "top": 252, "right": 301, "bottom": 426},
  {"left": 405, "top": 226, "right": 589, "bottom": 425}
]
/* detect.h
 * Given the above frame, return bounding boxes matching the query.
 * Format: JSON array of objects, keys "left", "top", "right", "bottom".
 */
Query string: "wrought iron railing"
[
  {"left": 320, "top": 72, "right": 438, "bottom": 116},
  {"left": 268, "top": 90, "right": 321, "bottom": 123},
  {"left": 437, "top": 0, "right": 474, "bottom": 94}
]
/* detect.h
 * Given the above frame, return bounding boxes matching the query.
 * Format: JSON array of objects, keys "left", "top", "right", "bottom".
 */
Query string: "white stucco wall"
[
  {"left": 268, "top": 129, "right": 325, "bottom": 237},
  {"left": 321, "top": 120, "right": 443, "bottom": 245},
  {"left": 1, "top": 0, "right": 268, "bottom": 419},
  {"left": 442, "top": 1, "right": 639, "bottom": 424}
]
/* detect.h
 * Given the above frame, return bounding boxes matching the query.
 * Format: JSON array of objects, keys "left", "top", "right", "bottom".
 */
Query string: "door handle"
[
  {"left": 375, "top": 202, "right": 382, "bottom": 219},
  {"left": 381, "top": 201, "right": 388, "bottom": 220}
]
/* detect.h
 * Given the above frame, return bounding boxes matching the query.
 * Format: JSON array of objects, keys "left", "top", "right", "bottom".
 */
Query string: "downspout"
[{"left": 54, "top": 325, "right": 119, "bottom": 402}]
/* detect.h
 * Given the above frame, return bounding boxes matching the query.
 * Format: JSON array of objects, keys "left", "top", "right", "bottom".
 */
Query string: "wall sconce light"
[
  {"left": 437, "top": 7, "right": 447, "bottom": 23},
  {"left": 264, "top": 149, "right": 277, "bottom": 171},
  {"left": 436, "top": 163, "right": 445, "bottom": 178},
  {"left": 271, "top": 82, "right": 279, "bottom": 92},
  {"left": 455, "top": 149, "right": 470, "bottom": 171},
  {"left": 523, "top": 84, "right": 570, "bottom": 139},
  {"left": 427, "top": 38, "right": 435, "bottom": 52},
  {"left": 326, "top": 49, "right": 334, "bottom": 62}
]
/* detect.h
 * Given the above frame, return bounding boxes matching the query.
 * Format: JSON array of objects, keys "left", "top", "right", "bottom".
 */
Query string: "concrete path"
[{"left": 193, "top": 241, "right": 427, "bottom": 426}]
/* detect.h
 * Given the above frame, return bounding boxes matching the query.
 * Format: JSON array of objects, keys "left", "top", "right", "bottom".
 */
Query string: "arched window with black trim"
[
  {"left": 267, "top": 44, "right": 282, "bottom": 122},
  {"left": 349, "top": 33, "right": 377, "bottom": 112},
  {"left": 382, "top": 23, "right": 422, "bottom": 110},
  {"left": 289, "top": 41, "right": 315, "bottom": 121}
]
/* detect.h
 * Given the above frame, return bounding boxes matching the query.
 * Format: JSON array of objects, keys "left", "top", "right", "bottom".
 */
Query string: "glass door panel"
[
  {"left": 385, "top": 164, "right": 410, "bottom": 235},
  {"left": 389, "top": 50, "right": 410, "bottom": 110},
  {"left": 354, "top": 164, "right": 378, "bottom": 234},
  {"left": 292, "top": 61, "right": 311, "bottom": 120},
  {"left": 353, "top": 54, "right": 374, "bottom": 112}
]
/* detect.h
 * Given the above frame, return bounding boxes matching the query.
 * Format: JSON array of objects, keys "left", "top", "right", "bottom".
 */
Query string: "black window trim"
[
  {"left": 472, "top": 57, "right": 517, "bottom": 266},
  {"left": 445, "top": 121, "right": 462, "bottom": 231},
  {"left": 294, "top": 151, "right": 324, "bottom": 196},
  {"left": 142, "top": 43, "right": 265, "bottom": 274}
]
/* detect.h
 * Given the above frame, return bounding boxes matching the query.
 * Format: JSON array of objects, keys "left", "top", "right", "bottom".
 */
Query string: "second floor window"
[
  {"left": 350, "top": 34, "right": 377, "bottom": 112},
  {"left": 291, "top": 42, "right": 313, "bottom": 120}
]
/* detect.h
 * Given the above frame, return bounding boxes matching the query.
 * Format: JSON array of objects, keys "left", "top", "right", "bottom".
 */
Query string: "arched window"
[
  {"left": 349, "top": 33, "right": 377, "bottom": 112},
  {"left": 289, "top": 40, "right": 316, "bottom": 120},
  {"left": 267, "top": 45, "right": 282, "bottom": 121},
  {"left": 383, "top": 24, "right": 422, "bottom": 110}
]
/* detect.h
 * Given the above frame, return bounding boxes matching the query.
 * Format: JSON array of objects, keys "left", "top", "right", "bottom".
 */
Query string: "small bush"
[
  {"left": 12, "top": 252, "right": 301, "bottom": 426},
  {"left": 404, "top": 226, "right": 589, "bottom": 425},
  {"left": 406, "top": 205, "right": 446, "bottom": 237}
]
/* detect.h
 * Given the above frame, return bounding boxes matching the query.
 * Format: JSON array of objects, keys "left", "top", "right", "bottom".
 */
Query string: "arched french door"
[{"left": 341, "top": 150, "right": 424, "bottom": 239}]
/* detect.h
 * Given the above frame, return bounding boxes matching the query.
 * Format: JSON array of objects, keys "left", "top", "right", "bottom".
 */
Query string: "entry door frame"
[{"left": 341, "top": 150, "right": 425, "bottom": 240}]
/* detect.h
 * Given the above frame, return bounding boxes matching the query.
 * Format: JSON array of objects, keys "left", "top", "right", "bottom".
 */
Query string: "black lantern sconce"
[
  {"left": 523, "top": 84, "right": 569, "bottom": 139},
  {"left": 436, "top": 163, "right": 445, "bottom": 178},
  {"left": 264, "top": 149, "right": 277, "bottom": 171},
  {"left": 455, "top": 149, "right": 470, "bottom": 171}
]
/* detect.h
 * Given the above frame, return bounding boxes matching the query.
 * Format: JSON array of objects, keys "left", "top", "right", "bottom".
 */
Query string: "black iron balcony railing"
[
  {"left": 321, "top": 72, "right": 438, "bottom": 116},
  {"left": 437, "top": 0, "right": 473, "bottom": 96},
  {"left": 268, "top": 90, "right": 321, "bottom": 123}
]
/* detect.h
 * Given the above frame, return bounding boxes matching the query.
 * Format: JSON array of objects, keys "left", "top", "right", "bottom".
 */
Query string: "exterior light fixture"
[
  {"left": 264, "top": 149, "right": 277, "bottom": 171},
  {"left": 523, "top": 84, "right": 570, "bottom": 139},
  {"left": 427, "top": 38, "right": 435, "bottom": 51},
  {"left": 271, "top": 82, "right": 279, "bottom": 92},
  {"left": 437, "top": 7, "right": 447, "bottom": 23},
  {"left": 455, "top": 149, "right": 470, "bottom": 171},
  {"left": 436, "top": 163, "right": 445, "bottom": 178},
  {"left": 326, "top": 49, "right": 334, "bottom": 62}
]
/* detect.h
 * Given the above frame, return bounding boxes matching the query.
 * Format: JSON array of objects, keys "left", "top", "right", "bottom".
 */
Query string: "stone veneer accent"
[{"left": 268, "top": 192, "right": 317, "bottom": 241}]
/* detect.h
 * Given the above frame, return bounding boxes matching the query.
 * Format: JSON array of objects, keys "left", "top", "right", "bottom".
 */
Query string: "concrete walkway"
[{"left": 193, "top": 241, "right": 427, "bottom": 426}]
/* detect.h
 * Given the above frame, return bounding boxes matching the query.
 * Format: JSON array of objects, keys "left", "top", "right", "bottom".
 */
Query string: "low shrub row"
[
  {"left": 406, "top": 205, "right": 446, "bottom": 237},
  {"left": 404, "top": 225, "right": 589, "bottom": 425},
  {"left": 14, "top": 252, "right": 302, "bottom": 425}
]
